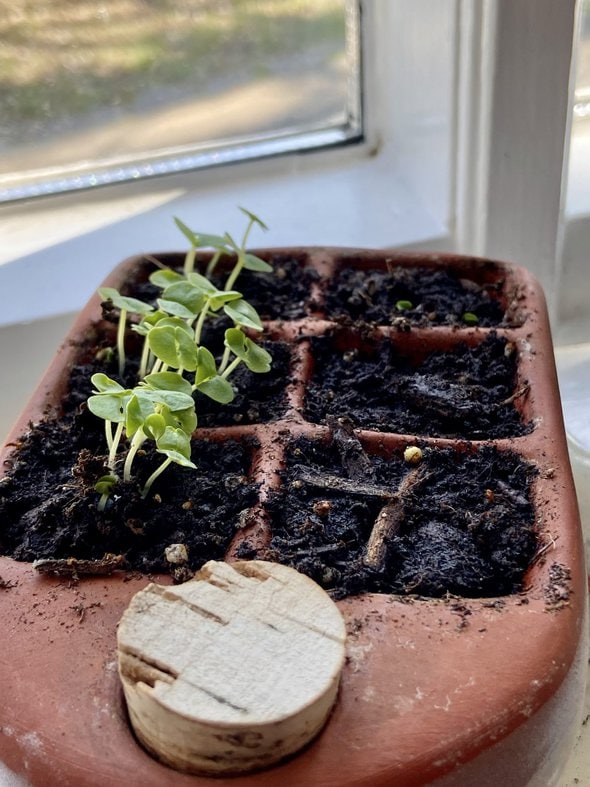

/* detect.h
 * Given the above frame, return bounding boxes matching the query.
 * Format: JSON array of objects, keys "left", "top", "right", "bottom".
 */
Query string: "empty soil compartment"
[{"left": 303, "top": 329, "right": 532, "bottom": 439}]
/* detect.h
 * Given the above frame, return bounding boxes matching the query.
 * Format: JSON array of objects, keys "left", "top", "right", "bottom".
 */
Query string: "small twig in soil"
[
  {"left": 402, "top": 572, "right": 427, "bottom": 593},
  {"left": 293, "top": 542, "right": 347, "bottom": 559},
  {"left": 296, "top": 469, "right": 394, "bottom": 500},
  {"left": 327, "top": 415, "right": 374, "bottom": 482},
  {"left": 33, "top": 553, "right": 126, "bottom": 578},
  {"left": 363, "top": 467, "right": 431, "bottom": 571},
  {"left": 403, "top": 377, "right": 480, "bottom": 420},
  {"left": 499, "top": 384, "right": 530, "bottom": 407},
  {"left": 532, "top": 532, "right": 559, "bottom": 564}
]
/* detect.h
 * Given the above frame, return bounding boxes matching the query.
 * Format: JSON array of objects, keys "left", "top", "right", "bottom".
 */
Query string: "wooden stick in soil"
[
  {"left": 327, "top": 415, "right": 375, "bottom": 482},
  {"left": 499, "top": 383, "right": 530, "bottom": 407},
  {"left": 295, "top": 417, "right": 382, "bottom": 497},
  {"left": 32, "top": 553, "right": 125, "bottom": 577},
  {"left": 117, "top": 560, "right": 346, "bottom": 776},
  {"left": 363, "top": 467, "right": 429, "bottom": 572},
  {"left": 296, "top": 469, "right": 395, "bottom": 499}
]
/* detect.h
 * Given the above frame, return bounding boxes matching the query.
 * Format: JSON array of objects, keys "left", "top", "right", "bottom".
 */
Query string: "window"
[
  {"left": 0, "top": 0, "right": 361, "bottom": 202},
  {"left": 566, "top": 0, "right": 590, "bottom": 215},
  {"left": 558, "top": 0, "right": 590, "bottom": 334}
]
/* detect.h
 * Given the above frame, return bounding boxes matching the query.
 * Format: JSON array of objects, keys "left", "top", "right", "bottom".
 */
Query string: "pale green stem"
[
  {"left": 217, "top": 345, "right": 232, "bottom": 375},
  {"left": 205, "top": 249, "right": 223, "bottom": 278},
  {"left": 184, "top": 245, "right": 196, "bottom": 277},
  {"left": 124, "top": 431, "right": 146, "bottom": 483},
  {"left": 150, "top": 357, "right": 164, "bottom": 375},
  {"left": 108, "top": 422, "right": 125, "bottom": 470},
  {"left": 224, "top": 258, "right": 244, "bottom": 292},
  {"left": 223, "top": 219, "right": 254, "bottom": 290},
  {"left": 138, "top": 336, "right": 151, "bottom": 380},
  {"left": 141, "top": 457, "right": 173, "bottom": 498},
  {"left": 117, "top": 309, "right": 128, "bottom": 379},
  {"left": 98, "top": 492, "right": 110, "bottom": 512},
  {"left": 105, "top": 420, "right": 113, "bottom": 452},
  {"left": 221, "top": 357, "right": 242, "bottom": 380},
  {"left": 194, "top": 301, "right": 211, "bottom": 346},
  {"left": 242, "top": 218, "right": 255, "bottom": 249}
]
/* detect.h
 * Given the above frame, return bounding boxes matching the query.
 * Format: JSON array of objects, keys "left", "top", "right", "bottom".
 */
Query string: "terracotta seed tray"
[{"left": 0, "top": 248, "right": 586, "bottom": 787}]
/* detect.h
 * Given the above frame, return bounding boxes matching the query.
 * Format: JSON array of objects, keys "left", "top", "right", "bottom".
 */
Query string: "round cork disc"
[{"left": 117, "top": 560, "right": 347, "bottom": 775}]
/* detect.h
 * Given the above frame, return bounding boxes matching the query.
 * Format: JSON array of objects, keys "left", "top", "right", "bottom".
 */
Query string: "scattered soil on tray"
[
  {"left": 263, "top": 436, "right": 538, "bottom": 599},
  {"left": 324, "top": 265, "right": 506, "bottom": 327},
  {"left": 304, "top": 333, "right": 529, "bottom": 439}
]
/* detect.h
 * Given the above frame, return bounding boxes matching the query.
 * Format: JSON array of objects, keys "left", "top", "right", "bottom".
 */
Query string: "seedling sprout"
[
  {"left": 88, "top": 208, "right": 272, "bottom": 507},
  {"left": 98, "top": 288, "right": 153, "bottom": 378}
]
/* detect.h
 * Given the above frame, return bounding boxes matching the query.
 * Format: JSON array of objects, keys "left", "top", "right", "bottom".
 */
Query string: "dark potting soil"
[
  {"left": 217, "top": 255, "right": 319, "bottom": 321},
  {"left": 0, "top": 260, "right": 537, "bottom": 596},
  {"left": 0, "top": 328, "right": 262, "bottom": 575},
  {"left": 72, "top": 321, "right": 290, "bottom": 426},
  {"left": 0, "top": 406, "right": 258, "bottom": 575},
  {"left": 304, "top": 333, "right": 529, "bottom": 439},
  {"left": 195, "top": 340, "right": 291, "bottom": 426},
  {"left": 262, "top": 436, "right": 538, "bottom": 599},
  {"left": 324, "top": 265, "right": 505, "bottom": 327},
  {"left": 128, "top": 254, "right": 318, "bottom": 321}
]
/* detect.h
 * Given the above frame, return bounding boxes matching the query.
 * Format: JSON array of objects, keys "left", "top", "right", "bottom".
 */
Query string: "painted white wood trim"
[
  {"left": 455, "top": 0, "right": 577, "bottom": 318},
  {"left": 453, "top": 0, "right": 497, "bottom": 255}
]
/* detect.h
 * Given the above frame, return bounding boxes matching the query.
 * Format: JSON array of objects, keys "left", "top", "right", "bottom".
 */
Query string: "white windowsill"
[{"left": 0, "top": 149, "right": 449, "bottom": 329}]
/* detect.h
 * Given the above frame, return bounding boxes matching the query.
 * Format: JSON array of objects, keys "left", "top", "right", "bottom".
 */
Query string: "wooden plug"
[{"left": 117, "top": 560, "right": 347, "bottom": 775}]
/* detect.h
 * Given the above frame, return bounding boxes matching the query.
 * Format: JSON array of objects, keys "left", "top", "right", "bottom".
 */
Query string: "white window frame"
[{"left": 454, "top": 0, "right": 577, "bottom": 324}]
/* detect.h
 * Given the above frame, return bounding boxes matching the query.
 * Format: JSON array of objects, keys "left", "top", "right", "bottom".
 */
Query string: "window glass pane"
[{"left": 0, "top": 0, "right": 360, "bottom": 201}]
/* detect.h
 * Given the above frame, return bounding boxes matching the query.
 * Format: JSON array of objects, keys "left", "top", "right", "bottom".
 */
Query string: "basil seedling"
[{"left": 88, "top": 210, "right": 274, "bottom": 507}]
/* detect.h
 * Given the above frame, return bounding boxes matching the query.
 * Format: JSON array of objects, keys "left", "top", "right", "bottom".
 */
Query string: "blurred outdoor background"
[{"left": 0, "top": 0, "right": 350, "bottom": 184}]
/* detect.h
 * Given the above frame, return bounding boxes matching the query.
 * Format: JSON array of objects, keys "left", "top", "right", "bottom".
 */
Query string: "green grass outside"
[{"left": 0, "top": 0, "right": 345, "bottom": 128}]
